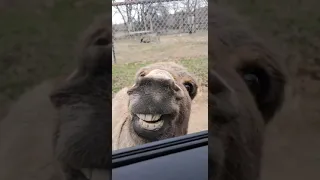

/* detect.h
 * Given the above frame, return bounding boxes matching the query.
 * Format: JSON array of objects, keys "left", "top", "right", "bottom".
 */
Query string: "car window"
[{"left": 112, "top": 0, "right": 208, "bottom": 152}]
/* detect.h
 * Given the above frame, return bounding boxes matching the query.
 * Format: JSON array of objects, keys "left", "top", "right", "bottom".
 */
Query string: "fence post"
[{"left": 112, "top": 39, "right": 116, "bottom": 64}]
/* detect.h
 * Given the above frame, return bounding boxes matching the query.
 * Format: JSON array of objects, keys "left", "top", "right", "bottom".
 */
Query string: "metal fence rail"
[{"left": 112, "top": 0, "right": 208, "bottom": 64}]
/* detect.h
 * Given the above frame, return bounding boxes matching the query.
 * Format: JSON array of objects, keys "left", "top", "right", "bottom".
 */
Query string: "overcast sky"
[{"left": 112, "top": 0, "right": 186, "bottom": 24}]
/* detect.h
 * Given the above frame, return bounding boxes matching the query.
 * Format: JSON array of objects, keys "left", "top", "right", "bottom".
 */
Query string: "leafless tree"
[{"left": 112, "top": 0, "right": 134, "bottom": 33}]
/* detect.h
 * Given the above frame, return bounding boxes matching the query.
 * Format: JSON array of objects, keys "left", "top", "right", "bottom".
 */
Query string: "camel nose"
[
  {"left": 144, "top": 69, "right": 174, "bottom": 80},
  {"left": 127, "top": 70, "right": 183, "bottom": 114},
  {"left": 136, "top": 76, "right": 179, "bottom": 95},
  {"left": 127, "top": 69, "right": 181, "bottom": 95},
  {"left": 144, "top": 69, "right": 182, "bottom": 91}
]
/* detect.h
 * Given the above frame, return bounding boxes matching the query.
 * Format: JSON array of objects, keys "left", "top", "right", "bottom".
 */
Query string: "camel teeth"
[
  {"left": 136, "top": 114, "right": 145, "bottom": 120},
  {"left": 152, "top": 114, "right": 161, "bottom": 121},
  {"left": 136, "top": 114, "right": 162, "bottom": 122},
  {"left": 145, "top": 114, "right": 152, "bottom": 121}
]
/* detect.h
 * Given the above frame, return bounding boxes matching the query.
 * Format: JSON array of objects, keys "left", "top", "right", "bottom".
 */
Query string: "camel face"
[
  {"left": 207, "top": 5, "right": 287, "bottom": 180},
  {"left": 111, "top": 61, "right": 199, "bottom": 150},
  {"left": 127, "top": 67, "right": 191, "bottom": 141},
  {"left": 49, "top": 14, "right": 113, "bottom": 179}
]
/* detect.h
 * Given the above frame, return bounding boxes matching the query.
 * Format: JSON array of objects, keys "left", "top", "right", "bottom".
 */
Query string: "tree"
[{"left": 112, "top": 0, "right": 134, "bottom": 33}]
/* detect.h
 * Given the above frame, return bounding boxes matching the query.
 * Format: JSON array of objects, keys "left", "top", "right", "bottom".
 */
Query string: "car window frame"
[{"left": 112, "top": 130, "right": 208, "bottom": 168}]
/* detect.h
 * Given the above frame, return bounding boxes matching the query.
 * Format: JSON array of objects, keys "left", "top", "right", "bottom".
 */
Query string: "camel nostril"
[{"left": 139, "top": 71, "right": 146, "bottom": 77}]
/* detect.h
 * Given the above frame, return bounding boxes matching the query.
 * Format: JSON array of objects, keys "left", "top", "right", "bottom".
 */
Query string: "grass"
[
  {"left": 112, "top": 58, "right": 208, "bottom": 95},
  {"left": 113, "top": 33, "right": 208, "bottom": 64}
]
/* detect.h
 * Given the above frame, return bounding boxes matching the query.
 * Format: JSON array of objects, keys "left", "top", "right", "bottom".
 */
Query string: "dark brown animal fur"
[
  {"left": 112, "top": 62, "right": 198, "bottom": 150},
  {"left": 49, "top": 14, "right": 112, "bottom": 180},
  {"left": 208, "top": 4, "right": 287, "bottom": 180},
  {"left": 0, "top": 14, "right": 112, "bottom": 180}
]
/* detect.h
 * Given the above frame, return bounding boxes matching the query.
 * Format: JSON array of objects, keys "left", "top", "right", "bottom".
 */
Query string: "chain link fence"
[{"left": 112, "top": 0, "right": 208, "bottom": 64}]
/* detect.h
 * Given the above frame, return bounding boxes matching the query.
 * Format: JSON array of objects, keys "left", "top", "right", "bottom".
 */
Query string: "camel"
[
  {"left": 208, "top": 4, "right": 288, "bottom": 180},
  {"left": 0, "top": 14, "right": 113, "bottom": 180},
  {"left": 112, "top": 62, "right": 199, "bottom": 150}
]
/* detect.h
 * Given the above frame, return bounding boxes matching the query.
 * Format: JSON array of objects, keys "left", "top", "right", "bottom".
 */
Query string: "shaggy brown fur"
[
  {"left": 0, "top": 14, "right": 112, "bottom": 180},
  {"left": 208, "top": 4, "right": 287, "bottom": 180},
  {"left": 112, "top": 62, "right": 198, "bottom": 150},
  {"left": 49, "top": 14, "right": 112, "bottom": 180}
]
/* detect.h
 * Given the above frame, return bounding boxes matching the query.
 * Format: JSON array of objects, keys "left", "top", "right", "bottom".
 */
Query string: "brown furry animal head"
[
  {"left": 208, "top": 4, "right": 287, "bottom": 180},
  {"left": 126, "top": 62, "right": 198, "bottom": 143},
  {"left": 49, "top": 14, "right": 112, "bottom": 179}
]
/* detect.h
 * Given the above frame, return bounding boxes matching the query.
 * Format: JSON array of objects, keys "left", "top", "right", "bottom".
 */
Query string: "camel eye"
[
  {"left": 239, "top": 64, "right": 270, "bottom": 99},
  {"left": 183, "top": 82, "right": 193, "bottom": 95},
  {"left": 242, "top": 69, "right": 271, "bottom": 102},
  {"left": 243, "top": 73, "right": 262, "bottom": 97},
  {"left": 243, "top": 73, "right": 260, "bottom": 95}
]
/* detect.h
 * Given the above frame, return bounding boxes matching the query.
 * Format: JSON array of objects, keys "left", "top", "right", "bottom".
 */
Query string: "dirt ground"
[
  {"left": 113, "top": 32, "right": 208, "bottom": 64},
  {"left": 188, "top": 87, "right": 208, "bottom": 134}
]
